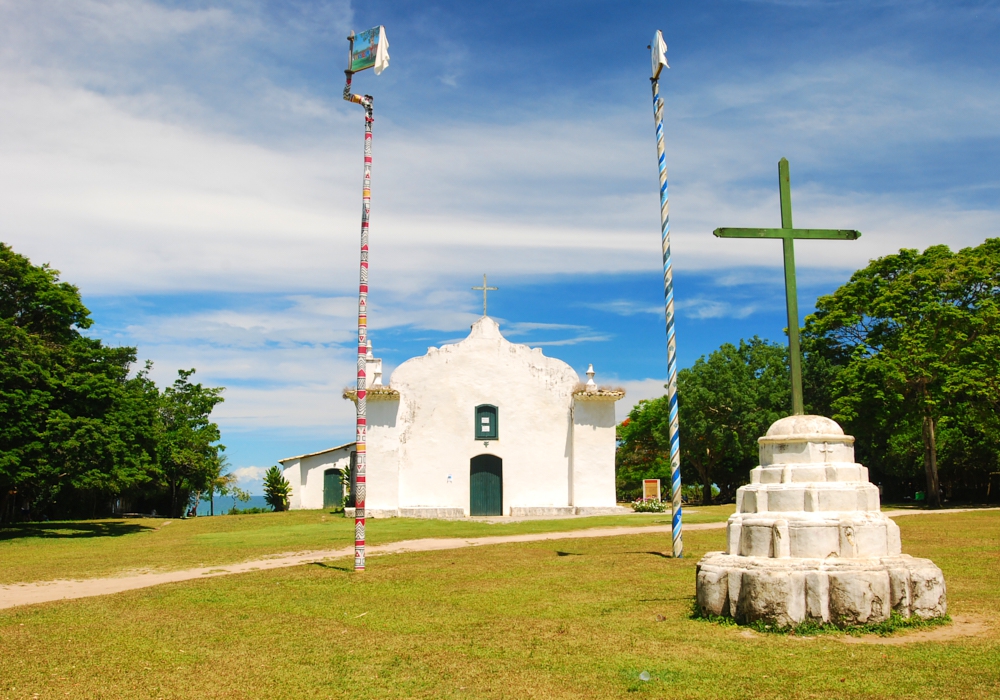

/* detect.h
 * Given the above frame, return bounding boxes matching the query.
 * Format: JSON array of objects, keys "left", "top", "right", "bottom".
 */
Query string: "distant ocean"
[{"left": 194, "top": 495, "right": 270, "bottom": 516}]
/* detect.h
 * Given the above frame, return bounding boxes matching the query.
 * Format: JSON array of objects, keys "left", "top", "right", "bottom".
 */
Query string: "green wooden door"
[
  {"left": 323, "top": 468, "right": 342, "bottom": 509},
  {"left": 470, "top": 455, "right": 502, "bottom": 516}
]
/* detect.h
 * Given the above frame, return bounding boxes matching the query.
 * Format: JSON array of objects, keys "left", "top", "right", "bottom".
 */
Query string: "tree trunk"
[
  {"left": 922, "top": 413, "right": 941, "bottom": 509},
  {"left": 210, "top": 490, "right": 214, "bottom": 517},
  {"left": 693, "top": 457, "right": 714, "bottom": 506}
]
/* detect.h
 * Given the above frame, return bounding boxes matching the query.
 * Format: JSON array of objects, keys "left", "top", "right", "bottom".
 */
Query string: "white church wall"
[
  {"left": 386, "top": 317, "right": 580, "bottom": 515},
  {"left": 571, "top": 398, "right": 619, "bottom": 508},
  {"left": 366, "top": 397, "right": 402, "bottom": 513},
  {"left": 282, "top": 460, "right": 303, "bottom": 510}
]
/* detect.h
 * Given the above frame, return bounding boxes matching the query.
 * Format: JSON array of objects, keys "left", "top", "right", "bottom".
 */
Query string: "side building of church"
[{"left": 279, "top": 316, "right": 625, "bottom": 517}]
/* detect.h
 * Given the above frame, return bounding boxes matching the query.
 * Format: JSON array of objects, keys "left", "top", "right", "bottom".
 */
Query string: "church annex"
[{"left": 279, "top": 316, "right": 625, "bottom": 517}]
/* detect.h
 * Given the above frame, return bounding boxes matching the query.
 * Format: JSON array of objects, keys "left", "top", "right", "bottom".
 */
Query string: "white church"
[{"left": 279, "top": 315, "right": 626, "bottom": 517}]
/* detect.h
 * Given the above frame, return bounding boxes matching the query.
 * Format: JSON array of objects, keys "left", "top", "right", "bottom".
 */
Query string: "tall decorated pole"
[
  {"left": 649, "top": 30, "right": 682, "bottom": 558},
  {"left": 343, "top": 26, "right": 389, "bottom": 572}
]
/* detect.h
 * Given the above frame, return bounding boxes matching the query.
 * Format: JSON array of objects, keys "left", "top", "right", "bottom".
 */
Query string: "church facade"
[{"left": 280, "top": 316, "right": 625, "bottom": 517}]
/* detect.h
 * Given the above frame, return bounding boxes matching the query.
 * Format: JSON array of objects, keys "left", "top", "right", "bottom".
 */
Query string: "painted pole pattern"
[
  {"left": 344, "top": 70, "right": 374, "bottom": 571},
  {"left": 651, "top": 76, "right": 683, "bottom": 558}
]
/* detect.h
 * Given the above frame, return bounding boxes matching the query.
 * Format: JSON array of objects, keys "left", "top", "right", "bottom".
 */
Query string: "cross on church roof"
[{"left": 472, "top": 274, "right": 498, "bottom": 316}]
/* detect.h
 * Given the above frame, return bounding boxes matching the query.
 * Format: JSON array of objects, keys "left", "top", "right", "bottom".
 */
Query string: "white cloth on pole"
[
  {"left": 651, "top": 30, "right": 668, "bottom": 79},
  {"left": 374, "top": 26, "right": 390, "bottom": 75}
]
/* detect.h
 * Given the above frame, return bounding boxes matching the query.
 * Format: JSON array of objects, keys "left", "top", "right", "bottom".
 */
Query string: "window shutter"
[{"left": 475, "top": 405, "right": 498, "bottom": 440}]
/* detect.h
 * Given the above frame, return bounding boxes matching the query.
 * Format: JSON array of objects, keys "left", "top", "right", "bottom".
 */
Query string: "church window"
[{"left": 475, "top": 404, "right": 498, "bottom": 440}]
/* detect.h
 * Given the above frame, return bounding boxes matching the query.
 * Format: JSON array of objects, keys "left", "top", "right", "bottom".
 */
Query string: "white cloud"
[
  {"left": 581, "top": 300, "right": 664, "bottom": 316},
  {"left": 675, "top": 297, "right": 758, "bottom": 320},
  {"left": 231, "top": 465, "right": 268, "bottom": 481},
  {"left": 614, "top": 378, "right": 669, "bottom": 423},
  {"left": 2, "top": 2, "right": 999, "bottom": 446}
]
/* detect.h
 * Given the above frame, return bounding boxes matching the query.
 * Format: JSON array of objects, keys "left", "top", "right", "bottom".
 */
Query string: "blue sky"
[{"left": 2, "top": 1, "right": 997, "bottom": 493}]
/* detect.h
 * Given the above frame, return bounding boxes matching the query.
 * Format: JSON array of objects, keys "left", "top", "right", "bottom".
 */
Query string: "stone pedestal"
[{"left": 696, "top": 416, "right": 946, "bottom": 627}]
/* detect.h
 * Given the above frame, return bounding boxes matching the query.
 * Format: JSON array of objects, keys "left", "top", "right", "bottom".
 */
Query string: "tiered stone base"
[{"left": 697, "top": 552, "right": 946, "bottom": 628}]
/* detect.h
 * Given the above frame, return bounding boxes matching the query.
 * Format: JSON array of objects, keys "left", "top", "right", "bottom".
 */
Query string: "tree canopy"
[
  {"left": 1, "top": 243, "right": 226, "bottom": 520},
  {"left": 617, "top": 337, "right": 789, "bottom": 504},
  {"left": 618, "top": 239, "right": 1000, "bottom": 506},
  {"left": 804, "top": 238, "right": 1000, "bottom": 506}
]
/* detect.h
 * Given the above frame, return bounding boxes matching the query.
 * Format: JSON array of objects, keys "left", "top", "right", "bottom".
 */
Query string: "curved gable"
[{"left": 389, "top": 316, "right": 580, "bottom": 399}]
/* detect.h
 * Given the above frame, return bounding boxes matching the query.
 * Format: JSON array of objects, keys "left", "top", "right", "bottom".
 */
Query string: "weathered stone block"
[
  {"left": 740, "top": 524, "right": 773, "bottom": 557},
  {"left": 736, "top": 568, "right": 805, "bottom": 627},
  {"left": 828, "top": 570, "right": 890, "bottom": 625},
  {"left": 908, "top": 565, "right": 947, "bottom": 619},
  {"left": 805, "top": 571, "right": 830, "bottom": 622},
  {"left": 888, "top": 567, "right": 911, "bottom": 614},
  {"left": 696, "top": 566, "right": 728, "bottom": 617}
]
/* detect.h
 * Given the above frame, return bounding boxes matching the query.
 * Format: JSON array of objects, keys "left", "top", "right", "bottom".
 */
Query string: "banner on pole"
[
  {"left": 351, "top": 26, "right": 390, "bottom": 75},
  {"left": 650, "top": 30, "right": 668, "bottom": 79}
]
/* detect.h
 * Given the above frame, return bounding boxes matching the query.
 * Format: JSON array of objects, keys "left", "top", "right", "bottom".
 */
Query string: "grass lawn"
[
  {"left": 1, "top": 510, "right": 998, "bottom": 699},
  {"left": 0, "top": 506, "right": 735, "bottom": 585}
]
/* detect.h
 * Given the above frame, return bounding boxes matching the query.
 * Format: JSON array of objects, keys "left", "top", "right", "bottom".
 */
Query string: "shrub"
[
  {"left": 263, "top": 466, "right": 291, "bottom": 512},
  {"left": 631, "top": 498, "right": 668, "bottom": 513}
]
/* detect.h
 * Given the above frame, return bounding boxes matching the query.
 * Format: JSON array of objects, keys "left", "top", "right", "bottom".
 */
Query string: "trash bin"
[{"left": 914, "top": 491, "right": 926, "bottom": 501}]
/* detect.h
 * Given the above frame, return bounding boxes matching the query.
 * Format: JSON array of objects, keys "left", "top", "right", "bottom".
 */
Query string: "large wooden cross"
[{"left": 713, "top": 158, "right": 861, "bottom": 415}]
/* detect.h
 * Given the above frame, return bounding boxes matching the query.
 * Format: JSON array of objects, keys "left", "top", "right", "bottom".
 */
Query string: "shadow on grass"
[
  {"left": 555, "top": 551, "right": 582, "bottom": 557},
  {"left": 0, "top": 521, "right": 153, "bottom": 541},
  {"left": 311, "top": 562, "right": 353, "bottom": 572},
  {"left": 626, "top": 550, "right": 674, "bottom": 559}
]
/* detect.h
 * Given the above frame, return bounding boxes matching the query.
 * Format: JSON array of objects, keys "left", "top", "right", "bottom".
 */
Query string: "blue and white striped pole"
[{"left": 649, "top": 30, "right": 682, "bottom": 558}]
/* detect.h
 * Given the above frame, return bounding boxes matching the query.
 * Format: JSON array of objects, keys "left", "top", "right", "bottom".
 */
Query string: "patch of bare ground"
[{"left": 841, "top": 615, "right": 988, "bottom": 645}]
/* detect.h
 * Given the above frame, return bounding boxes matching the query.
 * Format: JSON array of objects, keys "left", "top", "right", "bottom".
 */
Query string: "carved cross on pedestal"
[
  {"left": 472, "top": 274, "right": 498, "bottom": 316},
  {"left": 714, "top": 158, "right": 861, "bottom": 415}
]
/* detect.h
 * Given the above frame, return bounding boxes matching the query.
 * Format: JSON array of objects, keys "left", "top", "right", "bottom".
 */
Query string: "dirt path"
[
  {"left": 0, "top": 523, "right": 707, "bottom": 609},
  {"left": 1, "top": 507, "right": 990, "bottom": 610}
]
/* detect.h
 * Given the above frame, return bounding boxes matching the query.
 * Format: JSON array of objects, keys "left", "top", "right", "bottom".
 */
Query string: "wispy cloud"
[
  {"left": 581, "top": 300, "right": 663, "bottom": 316},
  {"left": 675, "top": 298, "right": 758, "bottom": 320},
  {"left": 503, "top": 321, "right": 589, "bottom": 335},
  {"left": 525, "top": 334, "right": 613, "bottom": 347}
]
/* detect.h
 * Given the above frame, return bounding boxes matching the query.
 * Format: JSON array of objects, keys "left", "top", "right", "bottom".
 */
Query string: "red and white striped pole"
[{"left": 343, "top": 40, "right": 374, "bottom": 572}]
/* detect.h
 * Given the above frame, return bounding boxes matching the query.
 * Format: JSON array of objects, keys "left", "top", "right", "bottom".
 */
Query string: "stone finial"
[
  {"left": 365, "top": 340, "right": 374, "bottom": 360},
  {"left": 585, "top": 364, "right": 596, "bottom": 392}
]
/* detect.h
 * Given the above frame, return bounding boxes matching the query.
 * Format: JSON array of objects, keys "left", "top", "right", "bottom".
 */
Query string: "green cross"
[{"left": 713, "top": 158, "right": 861, "bottom": 415}]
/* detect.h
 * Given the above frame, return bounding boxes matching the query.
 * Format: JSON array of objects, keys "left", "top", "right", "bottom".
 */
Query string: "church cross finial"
[{"left": 472, "top": 274, "right": 498, "bottom": 316}]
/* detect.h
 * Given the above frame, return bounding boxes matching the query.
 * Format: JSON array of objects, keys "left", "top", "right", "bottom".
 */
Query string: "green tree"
[
  {"left": 158, "top": 369, "right": 225, "bottom": 517},
  {"left": 202, "top": 457, "right": 235, "bottom": 516},
  {"left": 1, "top": 243, "right": 160, "bottom": 520},
  {"left": 678, "top": 338, "right": 789, "bottom": 504},
  {"left": 804, "top": 239, "right": 1000, "bottom": 507},
  {"left": 616, "top": 396, "right": 670, "bottom": 502},
  {"left": 263, "top": 466, "right": 291, "bottom": 512},
  {"left": 617, "top": 337, "right": 789, "bottom": 505}
]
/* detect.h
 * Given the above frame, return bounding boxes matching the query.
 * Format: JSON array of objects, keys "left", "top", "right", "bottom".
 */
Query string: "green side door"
[
  {"left": 470, "top": 455, "right": 503, "bottom": 516},
  {"left": 323, "top": 468, "right": 341, "bottom": 509}
]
